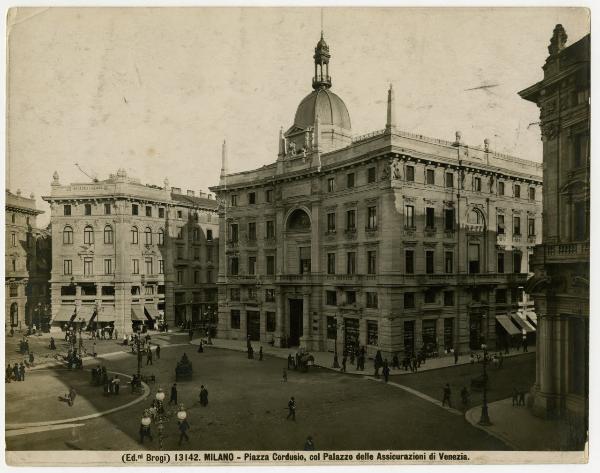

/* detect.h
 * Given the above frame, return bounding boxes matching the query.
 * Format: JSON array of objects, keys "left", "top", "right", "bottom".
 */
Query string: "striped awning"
[
  {"left": 511, "top": 315, "right": 536, "bottom": 333},
  {"left": 496, "top": 314, "right": 521, "bottom": 336},
  {"left": 53, "top": 306, "right": 76, "bottom": 322},
  {"left": 526, "top": 311, "right": 538, "bottom": 326},
  {"left": 144, "top": 304, "right": 160, "bottom": 320},
  {"left": 131, "top": 305, "right": 146, "bottom": 321},
  {"left": 76, "top": 305, "right": 96, "bottom": 323},
  {"left": 98, "top": 306, "right": 116, "bottom": 323}
]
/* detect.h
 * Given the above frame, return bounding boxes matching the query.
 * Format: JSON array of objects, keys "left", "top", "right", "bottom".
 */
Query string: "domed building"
[{"left": 212, "top": 34, "right": 543, "bottom": 363}]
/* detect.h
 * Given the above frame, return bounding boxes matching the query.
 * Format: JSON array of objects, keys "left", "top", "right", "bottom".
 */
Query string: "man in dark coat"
[
  {"left": 146, "top": 347, "right": 153, "bottom": 365},
  {"left": 19, "top": 362, "right": 25, "bottom": 381},
  {"left": 383, "top": 360, "right": 390, "bottom": 383},
  {"left": 178, "top": 418, "right": 190, "bottom": 445},
  {"left": 169, "top": 383, "right": 178, "bottom": 405},
  {"left": 155, "top": 344, "right": 161, "bottom": 360},
  {"left": 442, "top": 383, "right": 452, "bottom": 407},
  {"left": 199, "top": 385, "right": 208, "bottom": 406},
  {"left": 287, "top": 396, "right": 296, "bottom": 421},
  {"left": 287, "top": 354, "right": 293, "bottom": 370}
]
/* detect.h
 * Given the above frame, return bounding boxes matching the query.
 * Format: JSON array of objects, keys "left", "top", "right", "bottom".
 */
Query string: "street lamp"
[
  {"left": 478, "top": 342, "right": 492, "bottom": 426},
  {"left": 135, "top": 335, "right": 143, "bottom": 380},
  {"left": 177, "top": 404, "right": 187, "bottom": 421}
]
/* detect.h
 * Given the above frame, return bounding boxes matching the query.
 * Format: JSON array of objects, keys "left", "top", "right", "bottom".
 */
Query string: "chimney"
[
  {"left": 171, "top": 187, "right": 181, "bottom": 194},
  {"left": 187, "top": 190, "right": 195, "bottom": 197},
  {"left": 198, "top": 191, "right": 206, "bottom": 198}
]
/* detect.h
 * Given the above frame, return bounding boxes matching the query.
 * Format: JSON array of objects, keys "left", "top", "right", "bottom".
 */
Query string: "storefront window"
[{"left": 367, "top": 321, "right": 378, "bottom": 346}]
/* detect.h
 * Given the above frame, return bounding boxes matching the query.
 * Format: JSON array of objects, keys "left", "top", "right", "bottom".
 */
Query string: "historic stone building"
[
  {"left": 5, "top": 190, "right": 51, "bottom": 330},
  {"left": 520, "top": 26, "right": 589, "bottom": 438},
  {"left": 42, "top": 169, "right": 219, "bottom": 334},
  {"left": 211, "top": 34, "right": 542, "bottom": 358}
]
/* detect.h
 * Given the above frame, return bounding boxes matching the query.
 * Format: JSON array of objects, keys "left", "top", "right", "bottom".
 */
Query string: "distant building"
[
  {"left": 5, "top": 189, "right": 51, "bottom": 330},
  {"left": 520, "top": 25, "right": 590, "bottom": 439},
  {"left": 210, "top": 34, "right": 542, "bottom": 358},
  {"left": 42, "top": 169, "right": 219, "bottom": 334}
]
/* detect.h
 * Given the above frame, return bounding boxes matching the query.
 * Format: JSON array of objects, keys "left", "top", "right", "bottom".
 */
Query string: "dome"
[{"left": 293, "top": 88, "right": 351, "bottom": 131}]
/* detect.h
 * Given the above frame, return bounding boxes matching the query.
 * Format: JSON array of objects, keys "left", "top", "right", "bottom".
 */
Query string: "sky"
[{"left": 6, "top": 7, "right": 590, "bottom": 226}]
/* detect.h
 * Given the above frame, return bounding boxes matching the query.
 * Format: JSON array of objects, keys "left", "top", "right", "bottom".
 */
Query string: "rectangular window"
[
  {"left": 177, "top": 210, "right": 183, "bottom": 219},
  {"left": 445, "top": 172, "right": 454, "bottom": 188},
  {"left": 468, "top": 244, "right": 480, "bottom": 274},
  {"left": 327, "top": 316, "right": 337, "bottom": 339},
  {"left": 229, "top": 257, "right": 239, "bottom": 276},
  {"left": 346, "top": 210, "right": 356, "bottom": 231},
  {"left": 265, "top": 289, "right": 275, "bottom": 302},
  {"left": 327, "top": 253, "right": 336, "bottom": 275},
  {"left": 177, "top": 246, "right": 184, "bottom": 259},
  {"left": 514, "top": 184, "right": 521, "bottom": 198},
  {"left": 498, "top": 181, "right": 505, "bottom": 196},
  {"left": 424, "top": 288, "right": 436, "bottom": 304},
  {"left": 64, "top": 204, "right": 71, "bottom": 216},
  {"left": 368, "top": 167, "right": 376, "bottom": 183},
  {"left": 405, "top": 250, "right": 415, "bottom": 274},
  {"left": 84, "top": 257, "right": 93, "bottom": 276},
  {"left": 104, "top": 259, "right": 112, "bottom": 275},
  {"left": 266, "top": 220, "right": 275, "bottom": 239},
  {"left": 248, "top": 288, "right": 257, "bottom": 300},
  {"left": 367, "top": 250, "right": 377, "bottom": 274},
  {"left": 346, "top": 252, "right": 356, "bottom": 275},
  {"left": 367, "top": 321, "right": 379, "bottom": 345},
  {"left": 426, "top": 250, "right": 435, "bottom": 274},
  {"left": 63, "top": 259, "right": 72, "bottom": 275},
  {"left": 132, "top": 204, "right": 138, "bottom": 215},
  {"left": 145, "top": 258, "right": 153, "bottom": 275},
  {"left": 177, "top": 270, "right": 184, "bottom": 284},
  {"left": 207, "top": 229, "right": 213, "bottom": 241},
  {"left": 444, "top": 251, "right": 453, "bottom": 273},
  {"left": 497, "top": 253, "right": 505, "bottom": 273},
  {"left": 159, "top": 260, "right": 164, "bottom": 275},
  {"left": 265, "top": 189, "right": 273, "bottom": 203},
  {"left": 426, "top": 207, "right": 435, "bottom": 228},
  {"left": 248, "top": 256, "right": 256, "bottom": 275},
  {"left": 248, "top": 192, "right": 256, "bottom": 205},
  {"left": 328, "top": 177, "right": 335, "bottom": 193},
  {"left": 497, "top": 214, "right": 505, "bottom": 234},
  {"left": 366, "top": 292, "right": 378, "bottom": 309},
  {"left": 496, "top": 289, "right": 507, "bottom": 304},
  {"left": 145, "top": 206, "right": 151, "bottom": 217},
  {"left": 266, "top": 255, "right": 275, "bottom": 275},
  {"left": 444, "top": 208, "right": 455, "bottom": 231},
  {"left": 513, "top": 216, "right": 521, "bottom": 236},
  {"left": 229, "top": 223, "right": 239, "bottom": 243},
  {"left": 266, "top": 312, "right": 276, "bottom": 332},
  {"left": 513, "top": 252, "right": 522, "bottom": 273},
  {"left": 230, "top": 195, "right": 238, "bottom": 206},
  {"left": 474, "top": 177, "right": 482, "bottom": 192},
  {"left": 230, "top": 288, "right": 240, "bottom": 301},
  {"left": 347, "top": 173, "right": 355, "bottom": 188},
  {"left": 326, "top": 290, "right": 337, "bottom": 306},
  {"left": 406, "top": 165, "right": 415, "bottom": 182},
  {"left": 444, "top": 291, "right": 454, "bottom": 306},
  {"left": 230, "top": 310, "right": 241, "bottom": 329},
  {"left": 367, "top": 206, "right": 377, "bottom": 229},
  {"left": 299, "top": 246, "right": 311, "bottom": 274},
  {"left": 404, "top": 292, "right": 415, "bottom": 309},
  {"left": 574, "top": 201, "right": 588, "bottom": 241},
  {"left": 248, "top": 222, "right": 256, "bottom": 241},
  {"left": 529, "top": 187, "right": 536, "bottom": 201},
  {"left": 405, "top": 205, "right": 415, "bottom": 228},
  {"left": 84, "top": 203, "right": 92, "bottom": 215},
  {"left": 145, "top": 286, "right": 154, "bottom": 296},
  {"left": 193, "top": 247, "right": 200, "bottom": 260},
  {"left": 528, "top": 218, "right": 536, "bottom": 237},
  {"left": 158, "top": 208, "right": 165, "bottom": 218},
  {"left": 132, "top": 259, "right": 139, "bottom": 274},
  {"left": 101, "top": 203, "right": 109, "bottom": 215},
  {"left": 176, "top": 226, "right": 183, "bottom": 240},
  {"left": 346, "top": 291, "right": 356, "bottom": 305},
  {"left": 194, "top": 270, "right": 200, "bottom": 284},
  {"left": 573, "top": 133, "right": 589, "bottom": 168},
  {"left": 327, "top": 212, "right": 336, "bottom": 232},
  {"left": 11, "top": 233, "right": 16, "bottom": 246},
  {"left": 426, "top": 169, "right": 435, "bottom": 185},
  {"left": 206, "top": 270, "right": 213, "bottom": 283}
]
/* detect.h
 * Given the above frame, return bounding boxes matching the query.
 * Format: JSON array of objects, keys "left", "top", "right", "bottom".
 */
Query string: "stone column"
[
  {"left": 259, "top": 310, "right": 267, "bottom": 343},
  {"left": 336, "top": 315, "right": 344, "bottom": 355},
  {"left": 275, "top": 288, "right": 285, "bottom": 347},
  {"left": 300, "top": 291, "right": 311, "bottom": 349},
  {"left": 436, "top": 317, "right": 445, "bottom": 353},
  {"left": 240, "top": 309, "right": 248, "bottom": 341}
]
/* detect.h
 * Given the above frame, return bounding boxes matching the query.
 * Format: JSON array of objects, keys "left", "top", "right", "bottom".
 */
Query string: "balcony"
[
  {"left": 543, "top": 242, "right": 589, "bottom": 264},
  {"left": 344, "top": 228, "right": 357, "bottom": 240}
]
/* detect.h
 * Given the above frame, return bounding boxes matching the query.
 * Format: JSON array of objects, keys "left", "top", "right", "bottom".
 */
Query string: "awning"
[
  {"left": 526, "top": 311, "right": 537, "bottom": 326},
  {"left": 144, "top": 304, "right": 160, "bottom": 320},
  {"left": 496, "top": 314, "right": 521, "bottom": 336},
  {"left": 97, "top": 306, "right": 116, "bottom": 323},
  {"left": 511, "top": 315, "right": 536, "bottom": 333},
  {"left": 76, "top": 305, "right": 96, "bottom": 323},
  {"left": 53, "top": 306, "right": 76, "bottom": 322},
  {"left": 131, "top": 305, "right": 146, "bottom": 321}
]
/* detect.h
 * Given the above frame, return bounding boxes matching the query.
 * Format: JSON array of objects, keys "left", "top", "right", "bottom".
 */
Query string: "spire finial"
[
  {"left": 312, "top": 29, "right": 331, "bottom": 90},
  {"left": 386, "top": 83, "right": 396, "bottom": 132},
  {"left": 220, "top": 139, "right": 228, "bottom": 177}
]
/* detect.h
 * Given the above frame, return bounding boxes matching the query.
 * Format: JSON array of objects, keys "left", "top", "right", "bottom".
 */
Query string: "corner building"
[
  {"left": 520, "top": 26, "right": 589, "bottom": 437},
  {"left": 42, "top": 169, "right": 219, "bottom": 334},
  {"left": 211, "top": 35, "right": 542, "bottom": 358}
]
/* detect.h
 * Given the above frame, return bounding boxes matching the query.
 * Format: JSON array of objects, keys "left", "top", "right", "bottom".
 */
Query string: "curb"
[{"left": 464, "top": 401, "right": 519, "bottom": 450}]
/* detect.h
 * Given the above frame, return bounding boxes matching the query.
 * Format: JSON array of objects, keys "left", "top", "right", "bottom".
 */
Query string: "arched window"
[
  {"left": 63, "top": 226, "right": 74, "bottom": 244},
  {"left": 468, "top": 208, "right": 485, "bottom": 225},
  {"left": 83, "top": 225, "right": 94, "bottom": 245},
  {"left": 145, "top": 227, "right": 153, "bottom": 245},
  {"left": 131, "top": 226, "right": 139, "bottom": 244},
  {"left": 158, "top": 229, "right": 164, "bottom": 246},
  {"left": 104, "top": 225, "right": 114, "bottom": 244}
]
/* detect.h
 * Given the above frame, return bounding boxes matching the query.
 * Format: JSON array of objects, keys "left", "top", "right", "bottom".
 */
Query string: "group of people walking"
[{"left": 5, "top": 362, "right": 26, "bottom": 382}]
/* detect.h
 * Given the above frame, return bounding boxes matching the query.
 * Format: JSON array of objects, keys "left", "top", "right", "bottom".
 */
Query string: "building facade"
[
  {"left": 42, "top": 169, "right": 219, "bottom": 334},
  {"left": 520, "top": 25, "right": 590, "bottom": 438},
  {"left": 211, "top": 35, "right": 542, "bottom": 358},
  {"left": 5, "top": 190, "right": 51, "bottom": 330}
]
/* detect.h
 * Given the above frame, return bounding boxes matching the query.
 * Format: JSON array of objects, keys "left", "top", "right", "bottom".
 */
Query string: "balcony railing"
[{"left": 544, "top": 242, "right": 589, "bottom": 262}]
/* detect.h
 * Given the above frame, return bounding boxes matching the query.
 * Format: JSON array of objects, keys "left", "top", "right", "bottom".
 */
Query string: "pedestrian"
[
  {"left": 287, "top": 354, "right": 293, "bottom": 370},
  {"left": 12, "top": 363, "right": 19, "bottom": 381},
  {"left": 188, "top": 328, "right": 194, "bottom": 341},
  {"left": 522, "top": 335, "right": 528, "bottom": 352},
  {"left": 304, "top": 436, "right": 315, "bottom": 450},
  {"left": 169, "top": 383, "right": 178, "bottom": 405},
  {"left": 114, "top": 328, "right": 118, "bottom": 341},
  {"left": 49, "top": 337, "right": 56, "bottom": 350},
  {"left": 259, "top": 346, "right": 263, "bottom": 361},
  {"left": 139, "top": 422, "right": 153, "bottom": 444},
  {"left": 383, "top": 360, "right": 390, "bottom": 383},
  {"left": 92, "top": 341, "right": 97, "bottom": 358},
  {"left": 349, "top": 350, "right": 355, "bottom": 366},
  {"left": 69, "top": 387, "right": 77, "bottom": 406},
  {"left": 341, "top": 355, "right": 347, "bottom": 373},
  {"left": 198, "top": 340, "right": 204, "bottom": 353},
  {"left": 512, "top": 387, "right": 519, "bottom": 406},
  {"left": 155, "top": 344, "right": 161, "bottom": 360},
  {"left": 6, "top": 364, "right": 12, "bottom": 383},
  {"left": 454, "top": 348, "right": 459, "bottom": 365},
  {"left": 295, "top": 352, "right": 300, "bottom": 370},
  {"left": 113, "top": 375, "right": 120, "bottom": 395},
  {"left": 470, "top": 353, "right": 475, "bottom": 364},
  {"left": 146, "top": 347, "right": 153, "bottom": 365},
  {"left": 287, "top": 396, "right": 296, "bottom": 421},
  {"left": 105, "top": 377, "right": 112, "bottom": 396},
  {"left": 200, "top": 385, "right": 208, "bottom": 406},
  {"left": 442, "top": 383, "right": 452, "bottom": 407},
  {"left": 178, "top": 418, "right": 190, "bottom": 445},
  {"left": 28, "top": 352, "right": 35, "bottom": 366},
  {"left": 461, "top": 386, "right": 470, "bottom": 409},
  {"left": 333, "top": 352, "right": 340, "bottom": 369},
  {"left": 392, "top": 353, "right": 400, "bottom": 370},
  {"left": 19, "top": 362, "right": 25, "bottom": 381},
  {"left": 282, "top": 369, "right": 288, "bottom": 382},
  {"left": 518, "top": 389, "right": 526, "bottom": 406}
]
